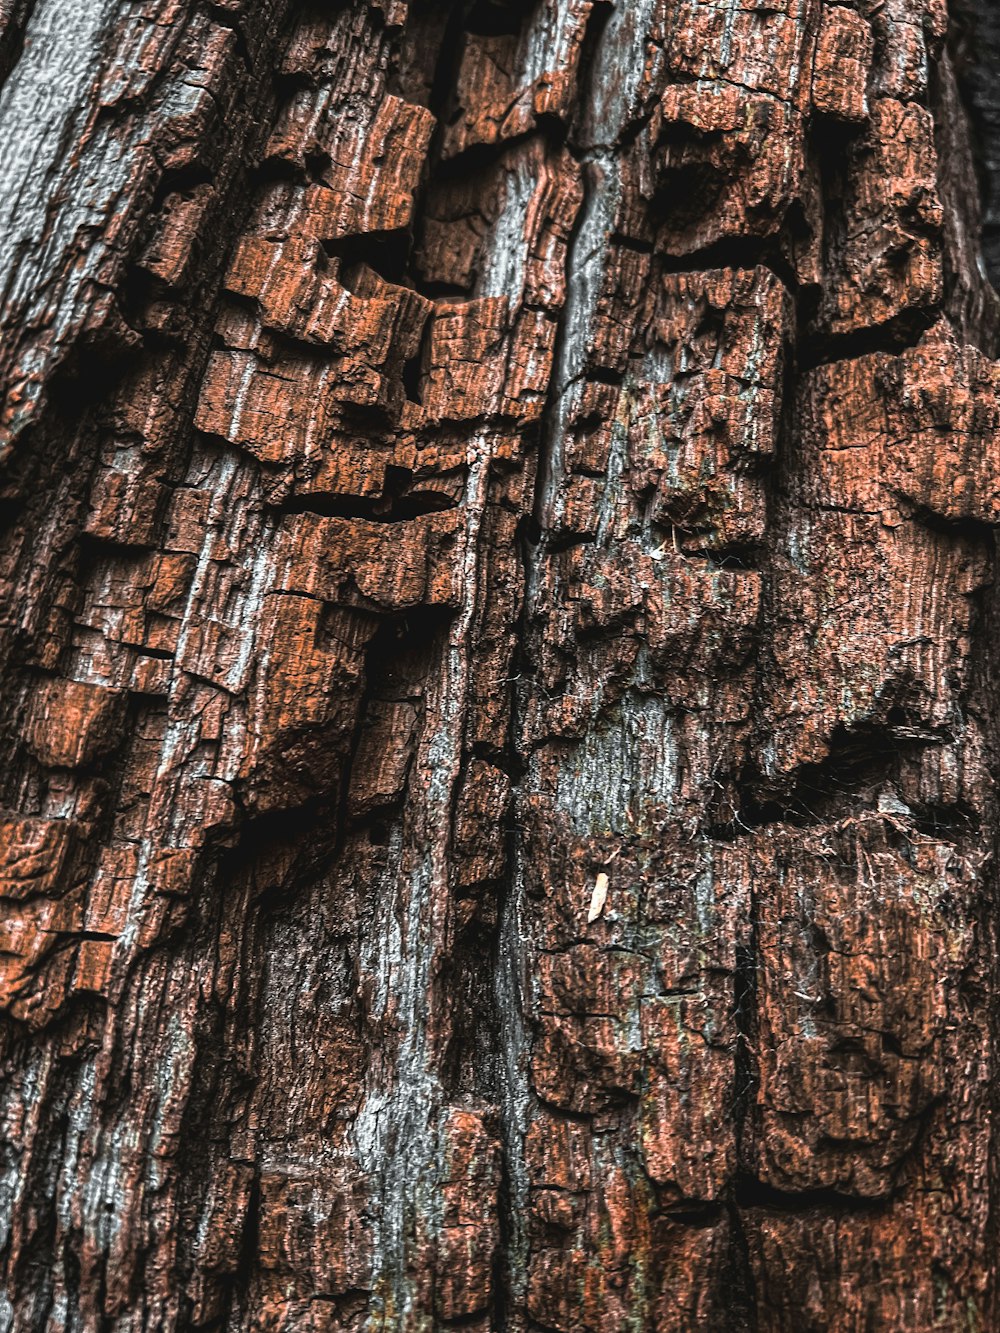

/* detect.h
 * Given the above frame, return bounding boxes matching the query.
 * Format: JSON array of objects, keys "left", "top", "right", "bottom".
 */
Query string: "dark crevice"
[
  {"left": 706, "top": 721, "right": 959, "bottom": 841},
  {"left": 486, "top": 448, "right": 551, "bottom": 1327},
  {"left": 325, "top": 231, "right": 413, "bottom": 288},
  {"left": 570, "top": 0, "right": 614, "bottom": 151},
  {"left": 53, "top": 930, "right": 118, "bottom": 944},
  {"left": 912, "top": 801, "right": 981, "bottom": 839},
  {"left": 150, "top": 163, "right": 216, "bottom": 212},
  {"left": 415, "top": 277, "right": 472, "bottom": 298},
  {"left": 228, "top": 1164, "right": 261, "bottom": 1315},
  {"left": 732, "top": 945, "right": 757, "bottom": 1133},
  {"left": 528, "top": 160, "right": 598, "bottom": 537},
  {"left": 129, "top": 644, "right": 175, "bottom": 662},
  {"left": 207, "top": 3, "right": 253, "bottom": 70},
  {"left": 585, "top": 365, "right": 623, "bottom": 387},
  {"left": 649, "top": 154, "right": 728, "bottom": 236},
  {"left": 898, "top": 497, "right": 999, "bottom": 546},
  {"left": 0, "top": 0, "right": 37, "bottom": 95},
  {"left": 44, "top": 325, "right": 146, "bottom": 423},
  {"left": 799, "top": 100, "right": 947, "bottom": 364},
  {"left": 659, "top": 234, "right": 800, "bottom": 294},
  {"left": 949, "top": 0, "right": 1000, "bottom": 289},
  {"left": 439, "top": 910, "right": 504, "bottom": 1097},
  {"left": 362, "top": 804, "right": 406, "bottom": 847},
  {"left": 303, "top": 147, "right": 333, "bottom": 184},
  {"left": 797, "top": 304, "right": 939, "bottom": 373},
  {"left": 426, "top": 0, "right": 474, "bottom": 120},
  {"left": 543, "top": 530, "right": 597, "bottom": 554},
  {"left": 662, "top": 1199, "right": 725, "bottom": 1227},
  {"left": 246, "top": 607, "right": 451, "bottom": 920},
  {"left": 430, "top": 126, "right": 548, "bottom": 185},
  {"left": 735, "top": 1173, "right": 889, "bottom": 1215},
  {"left": 530, "top": 1094, "right": 595, "bottom": 1125},
  {"left": 471, "top": 737, "right": 526, "bottom": 781},
  {"left": 932, "top": 43, "right": 1000, "bottom": 353},
  {"left": 723, "top": 1203, "right": 758, "bottom": 1333},
  {"left": 402, "top": 311, "right": 433, "bottom": 404},
  {"left": 221, "top": 796, "right": 336, "bottom": 913},
  {"left": 249, "top": 151, "right": 303, "bottom": 186},
  {"left": 464, "top": 0, "right": 533, "bottom": 38},
  {"left": 269, "top": 483, "right": 458, "bottom": 522}
]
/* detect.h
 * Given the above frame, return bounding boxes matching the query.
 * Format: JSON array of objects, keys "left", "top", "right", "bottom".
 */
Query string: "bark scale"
[{"left": 0, "top": 1, "right": 998, "bottom": 1329}]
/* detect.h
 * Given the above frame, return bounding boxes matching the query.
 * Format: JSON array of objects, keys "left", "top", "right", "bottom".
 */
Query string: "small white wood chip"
[{"left": 588, "top": 871, "right": 610, "bottom": 923}]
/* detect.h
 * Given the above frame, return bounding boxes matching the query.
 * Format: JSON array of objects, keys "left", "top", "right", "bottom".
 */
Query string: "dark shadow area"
[{"left": 951, "top": 0, "right": 1000, "bottom": 288}]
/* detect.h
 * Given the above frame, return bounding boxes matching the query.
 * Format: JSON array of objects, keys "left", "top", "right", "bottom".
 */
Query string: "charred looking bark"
[
  {"left": 0, "top": 1, "right": 999, "bottom": 1331},
  {"left": 951, "top": 0, "right": 1000, "bottom": 286}
]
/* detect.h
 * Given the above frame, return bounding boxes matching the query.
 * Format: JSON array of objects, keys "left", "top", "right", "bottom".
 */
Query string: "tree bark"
[{"left": 0, "top": 0, "right": 999, "bottom": 1329}]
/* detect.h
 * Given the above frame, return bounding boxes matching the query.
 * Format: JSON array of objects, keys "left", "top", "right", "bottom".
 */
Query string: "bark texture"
[{"left": 0, "top": 0, "right": 999, "bottom": 1329}]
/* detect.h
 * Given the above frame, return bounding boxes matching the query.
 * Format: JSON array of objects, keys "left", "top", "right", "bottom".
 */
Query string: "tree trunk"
[{"left": 0, "top": 0, "right": 999, "bottom": 1328}]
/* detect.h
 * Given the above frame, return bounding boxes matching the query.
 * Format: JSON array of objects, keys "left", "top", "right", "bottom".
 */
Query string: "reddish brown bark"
[{"left": 0, "top": 1, "right": 999, "bottom": 1329}]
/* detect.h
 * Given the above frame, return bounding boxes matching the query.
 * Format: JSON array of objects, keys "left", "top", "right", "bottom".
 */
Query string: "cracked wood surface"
[{"left": 0, "top": 0, "right": 999, "bottom": 1329}]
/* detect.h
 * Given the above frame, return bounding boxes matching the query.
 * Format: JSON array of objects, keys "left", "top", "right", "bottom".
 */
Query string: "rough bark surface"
[{"left": 0, "top": 1, "right": 999, "bottom": 1329}]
